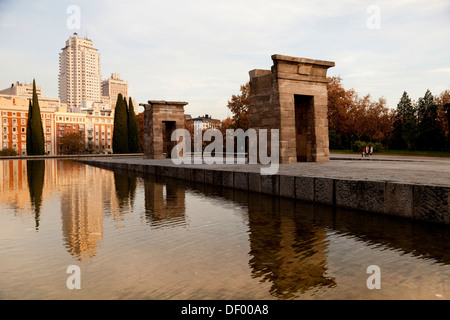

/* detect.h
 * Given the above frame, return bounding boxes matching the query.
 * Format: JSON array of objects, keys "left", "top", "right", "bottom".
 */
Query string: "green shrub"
[
  {"left": 372, "top": 142, "right": 384, "bottom": 152},
  {"left": 329, "top": 130, "right": 342, "bottom": 150},
  {"left": 0, "top": 148, "right": 18, "bottom": 156},
  {"left": 353, "top": 140, "right": 365, "bottom": 152},
  {"left": 353, "top": 141, "right": 384, "bottom": 153}
]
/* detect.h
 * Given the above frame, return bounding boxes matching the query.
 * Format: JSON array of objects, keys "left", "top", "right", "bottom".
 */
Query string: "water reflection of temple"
[
  {"left": 143, "top": 175, "right": 186, "bottom": 228},
  {"left": 4, "top": 159, "right": 450, "bottom": 297},
  {"left": 142, "top": 177, "right": 336, "bottom": 299},
  {"left": 246, "top": 194, "right": 335, "bottom": 299}
]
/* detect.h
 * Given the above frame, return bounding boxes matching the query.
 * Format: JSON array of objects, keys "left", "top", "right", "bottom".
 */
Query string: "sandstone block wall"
[
  {"left": 140, "top": 100, "right": 188, "bottom": 159},
  {"left": 249, "top": 55, "right": 335, "bottom": 163}
]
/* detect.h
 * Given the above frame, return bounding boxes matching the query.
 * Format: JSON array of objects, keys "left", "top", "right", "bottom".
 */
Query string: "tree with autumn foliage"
[
  {"left": 326, "top": 76, "right": 394, "bottom": 150},
  {"left": 59, "top": 132, "right": 85, "bottom": 155},
  {"left": 227, "top": 76, "right": 449, "bottom": 152},
  {"left": 227, "top": 83, "right": 249, "bottom": 130},
  {"left": 217, "top": 117, "right": 233, "bottom": 150}
]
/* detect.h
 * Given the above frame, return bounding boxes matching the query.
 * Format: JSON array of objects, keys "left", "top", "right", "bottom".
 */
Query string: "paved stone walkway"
[{"left": 90, "top": 154, "right": 450, "bottom": 187}]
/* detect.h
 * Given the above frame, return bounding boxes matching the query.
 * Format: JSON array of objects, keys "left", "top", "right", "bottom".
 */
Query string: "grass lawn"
[{"left": 331, "top": 149, "right": 450, "bottom": 157}]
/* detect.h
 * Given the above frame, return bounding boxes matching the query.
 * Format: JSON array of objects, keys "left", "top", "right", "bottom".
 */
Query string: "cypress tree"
[
  {"left": 445, "top": 103, "right": 450, "bottom": 151},
  {"left": 26, "top": 80, "right": 45, "bottom": 155},
  {"left": 392, "top": 92, "right": 416, "bottom": 150},
  {"left": 112, "top": 93, "right": 129, "bottom": 153},
  {"left": 26, "top": 99, "right": 33, "bottom": 155},
  {"left": 127, "top": 97, "right": 139, "bottom": 153},
  {"left": 417, "top": 89, "right": 434, "bottom": 125},
  {"left": 416, "top": 90, "right": 445, "bottom": 150},
  {"left": 396, "top": 92, "right": 415, "bottom": 121}
]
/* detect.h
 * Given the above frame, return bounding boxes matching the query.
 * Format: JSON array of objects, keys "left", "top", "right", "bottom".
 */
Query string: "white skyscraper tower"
[{"left": 58, "top": 33, "right": 102, "bottom": 110}]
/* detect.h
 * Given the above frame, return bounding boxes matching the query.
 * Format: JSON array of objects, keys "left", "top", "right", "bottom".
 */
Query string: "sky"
[{"left": 0, "top": 0, "right": 449, "bottom": 119}]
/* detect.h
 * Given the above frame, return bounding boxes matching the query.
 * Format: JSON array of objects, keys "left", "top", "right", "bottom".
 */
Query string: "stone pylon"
[{"left": 249, "top": 54, "right": 335, "bottom": 163}]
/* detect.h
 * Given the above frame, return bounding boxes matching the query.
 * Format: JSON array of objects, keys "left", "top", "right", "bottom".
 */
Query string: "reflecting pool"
[{"left": 1, "top": 159, "right": 450, "bottom": 300}]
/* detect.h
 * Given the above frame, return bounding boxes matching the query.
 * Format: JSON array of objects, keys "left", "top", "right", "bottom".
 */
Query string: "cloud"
[{"left": 0, "top": 0, "right": 449, "bottom": 118}]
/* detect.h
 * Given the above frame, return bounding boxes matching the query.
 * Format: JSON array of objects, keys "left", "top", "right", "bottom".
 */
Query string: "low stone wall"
[
  {"left": 0, "top": 153, "right": 143, "bottom": 160},
  {"left": 77, "top": 159, "right": 450, "bottom": 226}
]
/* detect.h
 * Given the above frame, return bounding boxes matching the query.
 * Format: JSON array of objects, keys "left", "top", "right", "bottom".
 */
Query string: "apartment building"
[
  {"left": 102, "top": 73, "right": 128, "bottom": 107},
  {"left": 0, "top": 32, "right": 138, "bottom": 155},
  {"left": 1, "top": 104, "right": 55, "bottom": 155},
  {"left": 59, "top": 33, "right": 102, "bottom": 110},
  {"left": 0, "top": 93, "right": 114, "bottom": 155},
  {"left": 55, "top": 106, "right": 114, "bottom": 153},
  {"left": 188, "top": 114, "right": 221, "bottom": 131},
  {"left": 0, "top": 82, "right": 43, "bottom": 98}
]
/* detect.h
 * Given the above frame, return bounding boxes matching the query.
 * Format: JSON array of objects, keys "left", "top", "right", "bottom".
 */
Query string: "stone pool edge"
[{"left": 76, "top": 158, "right": 450, "bottom": 226}]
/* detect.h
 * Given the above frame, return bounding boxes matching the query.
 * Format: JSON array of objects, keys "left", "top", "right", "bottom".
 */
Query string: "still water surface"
[{"left": 1, "top": 159, "right": 450, "bottom": 300}]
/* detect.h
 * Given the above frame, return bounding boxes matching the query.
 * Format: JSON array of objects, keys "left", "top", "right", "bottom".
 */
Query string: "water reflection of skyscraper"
[{"left": 61, "top": 162, "right": 110, "bottom": 261}]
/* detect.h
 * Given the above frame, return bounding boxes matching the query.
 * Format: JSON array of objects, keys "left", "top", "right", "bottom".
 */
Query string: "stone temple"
[
  {"left": 248, "top": 54, "right": 335, "bottom": 163},
  {"left": 140, "top": 100, "right": 188, "bottom": 159}
]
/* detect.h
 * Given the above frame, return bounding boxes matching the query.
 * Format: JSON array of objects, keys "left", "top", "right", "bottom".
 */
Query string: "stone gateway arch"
[
  {"left": 140, "top": 100, "right": 188, "bottom": 159},
  {"left": 248, "top": 54, "right": 335, "bottom": 163}
]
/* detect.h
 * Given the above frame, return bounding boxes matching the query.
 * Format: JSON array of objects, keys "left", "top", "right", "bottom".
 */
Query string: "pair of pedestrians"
[{"left": 362, "top": 145, "right": 373, "bottom": 157}]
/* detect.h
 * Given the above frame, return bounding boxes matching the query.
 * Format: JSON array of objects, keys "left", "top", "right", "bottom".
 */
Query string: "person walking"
[{"left": 370, "top": 146, "right": 373, "bottom": 157}]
